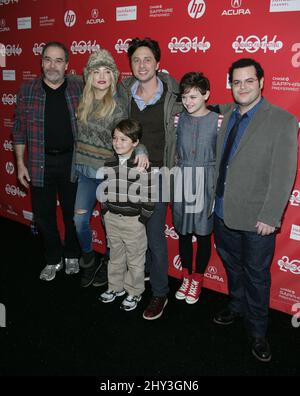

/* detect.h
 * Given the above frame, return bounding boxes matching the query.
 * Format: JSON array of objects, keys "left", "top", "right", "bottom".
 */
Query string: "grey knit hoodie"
[{"left": 76, "top": 99, "right": 126, "bottom": 170}]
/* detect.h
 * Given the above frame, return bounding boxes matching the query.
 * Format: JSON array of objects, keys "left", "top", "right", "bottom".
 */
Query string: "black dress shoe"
[
  {"left": 92, "top": 257, "right": 108, "bottom": 287},
  {"left": 251, "top": 337, "right": 272, "bottom": 362},
  {"left": 213, "top": 308, "right": 241, "bottom": 325},
  {"left": 80, "top": 253, "right": 102, "bottom": 288}
]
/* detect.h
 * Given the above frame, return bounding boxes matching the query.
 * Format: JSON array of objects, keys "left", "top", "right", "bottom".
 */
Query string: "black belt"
[{"left": 45, "top": 148, "right": 72, "bottom": 155}]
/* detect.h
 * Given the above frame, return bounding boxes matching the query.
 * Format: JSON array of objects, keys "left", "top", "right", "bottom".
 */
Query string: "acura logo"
[
  {"left": 91, "top": 9, "right": 98, "bottom": 18},
  {"left": 208, "top": 266, "right": 217, "bottom": 274},
  {"left": 231, "top": 0, "right": 242, "bottom": 7}
]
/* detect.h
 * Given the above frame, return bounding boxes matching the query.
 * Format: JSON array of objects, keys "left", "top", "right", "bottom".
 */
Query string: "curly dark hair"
[{"left": 127, "top": 37, "right": 161, "bottom": 62}]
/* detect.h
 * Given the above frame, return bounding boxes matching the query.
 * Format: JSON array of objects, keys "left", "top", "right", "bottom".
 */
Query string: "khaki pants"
[{"left": 104, "top": 212, "right": 147, "bottom": 296}]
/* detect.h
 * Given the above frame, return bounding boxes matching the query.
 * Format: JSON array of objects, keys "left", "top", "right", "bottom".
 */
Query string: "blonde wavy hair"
[{"left": 77, "top": 69, "right": 117, "bottom": 124}]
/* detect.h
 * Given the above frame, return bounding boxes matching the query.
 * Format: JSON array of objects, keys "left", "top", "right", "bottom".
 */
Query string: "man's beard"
[{"left": 44, "top": 70, "right": 64, "bottom": 85}]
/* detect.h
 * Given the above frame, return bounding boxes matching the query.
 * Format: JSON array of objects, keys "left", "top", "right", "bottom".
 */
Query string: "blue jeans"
[
  {"left": 74, "top": 173, "right": 102, "bottom": 253},
  {"left": 214, "top": 214, "right": 276, "bottom": 338}
]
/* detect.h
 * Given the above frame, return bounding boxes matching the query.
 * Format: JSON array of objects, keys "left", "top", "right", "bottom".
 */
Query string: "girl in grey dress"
[{"left": 172, "top": 72, "right": 219, "bottom": 304}]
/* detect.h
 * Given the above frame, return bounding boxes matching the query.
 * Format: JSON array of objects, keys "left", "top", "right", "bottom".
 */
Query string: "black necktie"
[{"left": 216, "top": 113, "right": 245, "bottom": 197}]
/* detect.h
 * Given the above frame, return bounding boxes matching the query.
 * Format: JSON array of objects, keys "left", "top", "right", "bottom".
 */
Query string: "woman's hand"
[{"left": 134, "top": 154, "right": 149, "bottom": 170}]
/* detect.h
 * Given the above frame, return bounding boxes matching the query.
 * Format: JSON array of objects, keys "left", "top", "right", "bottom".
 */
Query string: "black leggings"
[{"left": 178, "top": 233, "right": 212, "bottom": 274}]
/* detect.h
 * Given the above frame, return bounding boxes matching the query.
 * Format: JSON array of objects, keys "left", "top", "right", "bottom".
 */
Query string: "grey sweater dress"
[{"left": 172, "top": 111, "right": 218, "bottom": 235}]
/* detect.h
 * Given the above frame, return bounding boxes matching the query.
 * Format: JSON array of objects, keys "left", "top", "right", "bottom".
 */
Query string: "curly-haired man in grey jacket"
[{"left": 118, "top": 37, "right": 182, "bottom": 320}]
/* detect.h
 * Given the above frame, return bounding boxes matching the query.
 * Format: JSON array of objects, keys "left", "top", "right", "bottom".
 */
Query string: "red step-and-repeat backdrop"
[{"left": 0, "top": 0, "right": 300, "bottom": 314}]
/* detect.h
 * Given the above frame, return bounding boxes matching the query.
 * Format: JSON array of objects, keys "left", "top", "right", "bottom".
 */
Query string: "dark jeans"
[
  {"left": 146, "top": 200, "right": 169, "bottom": 297},
  {"left": 178, "top": 233, "right": 211, "bottom": 274},
  {"left": 214, "top": 214, "right": 275, "bottom": 338},
  {"left": 31, "top": 152, "right": 80, "bottom": 266}
]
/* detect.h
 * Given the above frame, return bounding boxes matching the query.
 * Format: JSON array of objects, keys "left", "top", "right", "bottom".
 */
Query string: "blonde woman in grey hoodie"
[{"left": 74, "top": 50, "right": 148, "bottom": 288}]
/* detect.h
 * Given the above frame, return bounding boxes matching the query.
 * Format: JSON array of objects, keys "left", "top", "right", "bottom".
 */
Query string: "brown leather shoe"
[{"left": 143, "top": 296, "right": 168, "bottom": 320}]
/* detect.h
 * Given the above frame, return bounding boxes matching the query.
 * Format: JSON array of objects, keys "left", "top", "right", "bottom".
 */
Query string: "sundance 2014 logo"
[
  {"left": 71, "top": 40, "right": 100, "bottom": 55},
  {"left": 5, "top": 184, "right": 26, "bottom": 198},
  {"left": 0, "top": 43, "right": 5, "bottom": 67},
  {"left": 290, "top": 189, "right": 300, "bottom": 206},
  {"left": 0, "top": 0, "right": 18, "bottom": 5},
  {"left": 3, "top": 140, "right": 14, "bottom": 151},
  {"left": 115, "top": 38, "right": 131, "bottom": 54},
  {"left": 2, "top": 94, "right": 17, "bottom": 105},
  {"left": 165, "top": 224, "right": 179, "bottom": 240},
  {"left": 278, "top": 256, "right": 300, "bottom": 275},
  {"left": 291, "top": 303, "right": 300, "bottom": 328},
  {"left": 232, "top": 34, "right": 283, "bottom": 54},
  {"left": 168, "top": 36, "right": 211, "bottom": 53},
  {"left": 4, "top": 44, "right": 22, "bottom": 56},
  {"left": 33, "top": 42, "right": 46, "bottom": 56},
  {"left": 291, "top": 43, "right": 300, "bottom": 68}
]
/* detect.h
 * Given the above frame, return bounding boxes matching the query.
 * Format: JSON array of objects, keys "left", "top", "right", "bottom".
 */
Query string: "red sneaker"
[
  {"left": 175, "top": 268, "right": 191, "bottom": 300},
  {"left": 186, "top": 273, "right": 203, "bottom": 304},
  {"left": 143, "top": 296, "right": 168, "bottom": 320}
]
